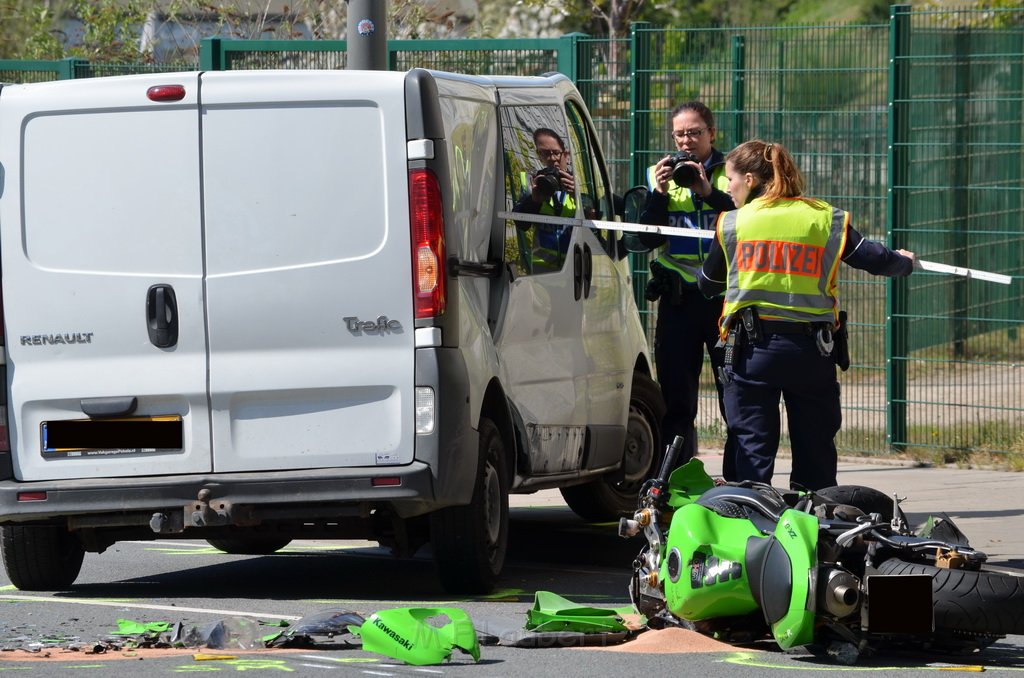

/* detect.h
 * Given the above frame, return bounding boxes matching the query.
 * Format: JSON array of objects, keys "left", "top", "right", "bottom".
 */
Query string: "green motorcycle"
[{"left": 620, "top": 436, "right": 1024, "bottom": 663}]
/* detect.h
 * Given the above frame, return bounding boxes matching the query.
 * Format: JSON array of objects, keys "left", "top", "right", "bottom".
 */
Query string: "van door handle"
[
  {"left": 582, "top": 243, "right": 593, "bottom": 298},
  {"left": 146, "top": 284, "right": 179, "bottom": 348},
  {"left": 573, "top": 245, "right": 583, "bottom": 301}
]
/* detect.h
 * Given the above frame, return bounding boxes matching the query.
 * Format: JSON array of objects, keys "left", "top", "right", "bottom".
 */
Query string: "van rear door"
[
  {"left": 0, "top": 74, "right": 211, "bottom": 481},
  {"left": 198, "top": 71, "right": 416, "bottom": 473}
]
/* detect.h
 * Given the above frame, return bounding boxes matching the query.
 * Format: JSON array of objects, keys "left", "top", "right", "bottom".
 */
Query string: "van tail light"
[{"left": 409, "top": 168, "right": 447, "bottom": 319}]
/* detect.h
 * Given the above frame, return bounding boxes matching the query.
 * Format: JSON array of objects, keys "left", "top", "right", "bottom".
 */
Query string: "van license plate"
[{"left": 41, "top": 416, "right": 183, "bottom": 458}]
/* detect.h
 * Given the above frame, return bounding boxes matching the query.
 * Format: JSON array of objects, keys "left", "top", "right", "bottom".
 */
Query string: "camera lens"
[
  {"left": 671, "top": 153, "right": 699, "bottom": 186},
  {"left": 535, "top": 168, "right": 561, "bottom": 196}
]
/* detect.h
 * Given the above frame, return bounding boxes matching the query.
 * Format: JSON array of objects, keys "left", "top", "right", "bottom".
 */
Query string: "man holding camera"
[
  {"left": 637, "top": 101, "right": 738, "bottom": 470},
  {"left": 513, "top": 127, "right": 576, "bottom": 271}
]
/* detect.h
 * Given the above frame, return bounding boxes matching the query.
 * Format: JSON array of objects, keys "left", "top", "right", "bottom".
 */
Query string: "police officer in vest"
[
  {"left": 697, "top": 140, "right": 916, "bottom": 490},
  {"left": 637, "top": 102, "right": 738, "bottom": 469},
  {"left": 513, "top": 127, "right": 576, "bottom": 271}
]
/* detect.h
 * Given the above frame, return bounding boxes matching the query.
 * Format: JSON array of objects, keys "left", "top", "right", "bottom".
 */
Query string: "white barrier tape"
[
  {"left": 915, "top": 260, "right": 1012, "bottom": 285},
  {"left": 497, "top": 211, "right": 714, "bottom": 239},
  {"left": 498, "top": 211, "right": 1012, "bottom": 285}
]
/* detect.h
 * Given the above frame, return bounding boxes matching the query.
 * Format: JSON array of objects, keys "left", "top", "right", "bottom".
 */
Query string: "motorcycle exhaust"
[{"left": 819, "top": 567, "right": 861, "bottom": 619}]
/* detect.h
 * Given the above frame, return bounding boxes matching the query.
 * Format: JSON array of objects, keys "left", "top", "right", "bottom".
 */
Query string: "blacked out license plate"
[{"left": 41, "top": 416, "right": 183, "bottom": 458}]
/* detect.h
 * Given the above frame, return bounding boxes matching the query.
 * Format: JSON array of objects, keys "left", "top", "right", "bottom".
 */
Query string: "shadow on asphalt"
[{"left": 54, "top": 505, "right": 638, "bottom": 604}]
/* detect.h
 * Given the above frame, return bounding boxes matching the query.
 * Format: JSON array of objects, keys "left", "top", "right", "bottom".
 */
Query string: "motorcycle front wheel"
[{"left": 877, "top": 557, "right": 1024, "bottom": 635}]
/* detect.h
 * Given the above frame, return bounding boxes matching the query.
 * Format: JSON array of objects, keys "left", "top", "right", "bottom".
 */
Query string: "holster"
[
  {"left": 716, "top": 309, "right": 754, "bottom": 385},
  {"left": 834, "top": 310, "right": 850, "bottom": 371},
  {"left": 740, "top": 307, "right": 762, "bottom": 343}
]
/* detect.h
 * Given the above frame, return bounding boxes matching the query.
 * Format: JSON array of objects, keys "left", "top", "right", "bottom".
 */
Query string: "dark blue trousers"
[
  {"left": 721, "top": 332, "right": 841, "bottom": 490},
  {"left": 654, "top": 290, "right": 737, "bottom": 471}
]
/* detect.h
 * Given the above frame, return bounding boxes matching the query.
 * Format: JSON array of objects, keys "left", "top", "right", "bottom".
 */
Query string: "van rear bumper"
[{"left": 0, "top": 462, "right": 446, "bottom": 525}]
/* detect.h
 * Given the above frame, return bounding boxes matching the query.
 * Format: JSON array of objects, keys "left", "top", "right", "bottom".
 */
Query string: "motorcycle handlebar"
[{"left": 657, "top": 435, "right": 686, "bottom": 483}]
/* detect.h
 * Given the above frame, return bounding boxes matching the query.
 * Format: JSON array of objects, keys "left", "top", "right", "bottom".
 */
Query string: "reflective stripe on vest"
[
  {"left": 718, "top": 198, "right": 848, "bottom": 338},
  {"left": 647, "top": 163, "right": 728, "bottom": 283}
]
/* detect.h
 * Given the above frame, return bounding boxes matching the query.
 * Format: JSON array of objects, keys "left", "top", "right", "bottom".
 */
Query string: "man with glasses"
[
  {"left": 513, "top": 127, "right": 577, "bottom": 271},
  {"left": 636, "top": 101, "right": 738, "bottom": 472}
]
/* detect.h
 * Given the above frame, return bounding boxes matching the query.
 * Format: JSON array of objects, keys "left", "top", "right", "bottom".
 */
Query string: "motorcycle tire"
[
  {"left": 816, "top": 485, "right": 904, "bottom": 523},
  {"left": 877, "top": 557, "right": 1024, "bottom": 635}
]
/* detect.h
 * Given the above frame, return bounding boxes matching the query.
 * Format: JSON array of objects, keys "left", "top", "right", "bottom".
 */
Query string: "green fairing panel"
[
  {"left": 770, "top": 509, "right": 818, "bottom": 649},
  {"left": 665, "top": 458, "right": 717, "bottom": 508},
  {"left": 662, "top": 503, "right": 763, "bottom": 620},
  {"left": 352, "top": 608, "right": 480, "bottom": 666},
  {"left": 525, "top": 591, "right": 628, "bottom": 633}
]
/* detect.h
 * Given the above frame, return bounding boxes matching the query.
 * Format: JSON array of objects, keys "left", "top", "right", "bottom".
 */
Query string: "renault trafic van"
[{"left": 0, "top": 68, "right": 662, "bottom": 593}]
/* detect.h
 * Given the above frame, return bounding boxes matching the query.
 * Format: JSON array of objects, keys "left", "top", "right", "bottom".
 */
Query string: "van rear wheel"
[
  {"left": 0, "top": 525, "right": 85, "bottom": 591},
  {"left": 430, "top": 417, "right": 509, "bottom": 594},
  {"left": 560, "top": 372, "right": 665, "bottom": 521},
  {"left": 205, "top": 537, "right": 292, "bottom": 555}
]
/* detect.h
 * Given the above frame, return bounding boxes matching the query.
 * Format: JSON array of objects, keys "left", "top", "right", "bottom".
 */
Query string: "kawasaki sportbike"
[{"left": 620, "top": 437, "right": 1024, "bottom": 663}]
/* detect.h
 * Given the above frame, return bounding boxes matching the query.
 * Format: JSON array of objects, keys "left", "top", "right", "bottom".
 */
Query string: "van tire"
[
  {"left": 430, "top": 417, "right": 509, "bottom": 594},
  {"left": 0, "top": 525, "right": 85, "bottom": 591},
  {"left": 560, "top": 372, "right": 665, "bottom": 521},
  {"left": 205, "top": 537, "right": 292, "bottom": 555}
]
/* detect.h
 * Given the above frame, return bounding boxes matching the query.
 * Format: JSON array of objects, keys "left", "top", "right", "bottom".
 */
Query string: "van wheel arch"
[
  {"left": 480, "top": 379, "right": 517, "bottom": 482},
  {"left": 560, "top": 371, "right": 665, "bottom": 521}
]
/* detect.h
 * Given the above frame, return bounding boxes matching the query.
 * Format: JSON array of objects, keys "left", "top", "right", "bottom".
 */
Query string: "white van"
[{"left": 0, "top": 68, "right": 662, "bottom": 593}]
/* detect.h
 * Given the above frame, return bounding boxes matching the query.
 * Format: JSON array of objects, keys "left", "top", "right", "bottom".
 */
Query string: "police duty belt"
[{"left": 498, "top": 210, "right": 1012, "bottom": 286}]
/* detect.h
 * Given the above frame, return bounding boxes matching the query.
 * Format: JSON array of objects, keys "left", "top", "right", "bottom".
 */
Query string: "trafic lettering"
[{"left": 343, "top": 315, "right": 402, "bottom": 334}]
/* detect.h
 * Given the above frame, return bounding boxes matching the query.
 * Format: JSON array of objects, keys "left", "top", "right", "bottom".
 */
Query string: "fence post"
[
  {"left": 559, "top": 32, "right": 593, "bottom": 106},
  {"left": 200, "top": 37, "right": 223, "bottom": 71},
  {"left": 887, "top": 4, "right": 911, "bottom": 451},
  {"left": 952, "top": 25, "right": 970, "bottom": 357},
  {"left": 58, "top": 57, "right": 88, "bottom": 79},
  {"left": 629, "top": 22, "right": 652, "bottom": 189},
  {"left": 731, "top": 35, "right": 746, "bottom": 148}
]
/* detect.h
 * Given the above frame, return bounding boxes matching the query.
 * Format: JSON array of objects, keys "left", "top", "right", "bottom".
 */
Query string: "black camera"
[
  {"left": 669, "top": 151, "right": 700, "bottom": 187},
  {"left": 534, "top": 166, "right": 562, "bottom": 197}
]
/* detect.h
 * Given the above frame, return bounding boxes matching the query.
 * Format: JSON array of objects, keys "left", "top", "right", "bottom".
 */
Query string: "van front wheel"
[
  {"left": 430, "top": 417, "right": 509, "bottom": 594},
  {"left": 0, "top": 525, "right": 85, "bottom": 591},
  {"left": 561, "top": 372, "right": 665, "bottom": 521}
]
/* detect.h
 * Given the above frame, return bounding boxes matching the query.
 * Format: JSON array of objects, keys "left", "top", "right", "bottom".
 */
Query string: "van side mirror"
[
  {"left": 623, "top": 185, "right": 648, "bottom": 223},
  {"left": 621, "top": 185, "right": 652, "bottom": 253}
]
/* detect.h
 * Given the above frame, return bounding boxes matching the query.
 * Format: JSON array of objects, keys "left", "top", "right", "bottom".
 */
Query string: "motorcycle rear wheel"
[{"left": 877, "top": 557, "right": 1024, "bottom": 635}]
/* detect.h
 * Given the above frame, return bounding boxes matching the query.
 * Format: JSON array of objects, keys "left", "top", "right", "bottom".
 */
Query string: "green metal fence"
[{"left": 0, "top": 6, "right": 1020, "bottom": 461}]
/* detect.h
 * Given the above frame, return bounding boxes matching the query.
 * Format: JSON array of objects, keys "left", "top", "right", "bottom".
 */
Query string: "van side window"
[
  {"left": 500, "top": 105, "right": 575, "bottom": 277},
  {"left": 565, "top": 101, "right": 616, "bottom": 257}
]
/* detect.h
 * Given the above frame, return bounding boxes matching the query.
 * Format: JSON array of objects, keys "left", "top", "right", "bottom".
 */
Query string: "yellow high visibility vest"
[
  {"left": 717, "top": 197, "right": 848, "bottom": 338},
  {"left": 647, "top": 162, "right": 729, "bottom": 284}
]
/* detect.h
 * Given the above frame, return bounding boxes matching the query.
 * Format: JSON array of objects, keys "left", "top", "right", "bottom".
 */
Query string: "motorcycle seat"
[{"left": 696, "top": 485, "right": 788, "bottom": 524}]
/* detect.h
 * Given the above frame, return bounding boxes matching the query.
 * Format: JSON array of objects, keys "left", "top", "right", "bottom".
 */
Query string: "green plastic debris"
[
  {"left": 114, "top": 619, "right": 172, "bottom": 635},
  {"left": 351, "top": 608, "right": 480, "bottom": 666},
  {"left": 524, "top": 591, "right": 628, "bottom": 633}
]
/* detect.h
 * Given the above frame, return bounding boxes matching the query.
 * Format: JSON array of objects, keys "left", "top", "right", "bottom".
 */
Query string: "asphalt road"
[{"left": 1, "top": 455, "right": 1023, "bottom": 676}]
